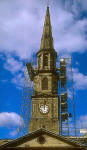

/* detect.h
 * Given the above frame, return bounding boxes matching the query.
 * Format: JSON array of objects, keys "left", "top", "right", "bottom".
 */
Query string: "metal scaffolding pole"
[{"left": 71, "top": 58, "right": 76, "bottom": 136}]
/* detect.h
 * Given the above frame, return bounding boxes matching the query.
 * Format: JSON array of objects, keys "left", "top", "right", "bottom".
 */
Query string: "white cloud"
[
  {"left": 4, "top": 55, "right": 25, "bottom": 74},
  {"left": 1, "top": 0, "right": 87, "bottom": 90},
  {"left": 63, "top": 67, "right": 87, "bottom": 92},
  {"left": 11, "top": 73, "right": 24, "bottom": 89},
  {"left": 11, "top": 69, "right": 33, "bottom": 89},
  {"left": 53, "top": 9, "right": 87, "bottom": 53},
  {"left": 0, "top": 0, "right": 87, "bottom": 60},
  {"left": 3, "top": 54, "right": 26, "bottom": 89},
  {"left": 67, "top": 89, "right": 73, "bottom": 99},
  {"left": 65, "top": 0, "right": 87, "bottom": 16},
  {"left": 3, "top": 53, "right": 33, "bottom": 89},
  {"left": 0, "top": 112, "right": 23, "bottom": 127},
  {"left": 73, "top": 68, "right": 87, "bottom": 90},
  {"left": 0, "top": 0, "right": 43, "bottom": 59}
]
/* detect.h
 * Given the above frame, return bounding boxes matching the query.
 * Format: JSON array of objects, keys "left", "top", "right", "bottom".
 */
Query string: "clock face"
[{"left": 40, "top": 105, "right": 49, "bottom": 114}]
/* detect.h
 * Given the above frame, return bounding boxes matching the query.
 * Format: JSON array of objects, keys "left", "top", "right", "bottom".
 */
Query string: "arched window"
[{"left": 42, "top": 77, "right": 48, "bottom": 90}]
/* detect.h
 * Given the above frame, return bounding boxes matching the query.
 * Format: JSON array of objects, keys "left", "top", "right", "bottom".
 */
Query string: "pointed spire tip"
[{"left": 40, "top": 4, "right": 54, "bottom": 50}]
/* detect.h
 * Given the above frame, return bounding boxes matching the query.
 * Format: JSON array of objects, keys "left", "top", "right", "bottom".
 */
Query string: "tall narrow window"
[
  {"left": 43, "top": 54, "right": 48, "bottom": 67},
  {"left": 38, "top": 55, "right": 41, "bottom": 69},
  {"left": 42, "top": 77, "right": 48, "bottom": 90}
]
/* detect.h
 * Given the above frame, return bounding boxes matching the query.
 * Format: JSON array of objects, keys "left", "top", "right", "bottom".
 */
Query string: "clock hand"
[
  {"left": 44, "top": 105, "right": 45, "bottom": 109},
  {"left": 44, "top": 100, "right": 46, "bottom": 110}
]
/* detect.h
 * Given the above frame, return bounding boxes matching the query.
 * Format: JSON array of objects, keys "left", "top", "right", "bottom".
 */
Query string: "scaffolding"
[
  {"left": 18, "top": 68, "right": 33, "bottom": 137},
  {"left": 18, "top": 53, "right": 37, "bottom": 136},
  {"left": 59, "top": 58, "right": 76, "bottom": 136}
]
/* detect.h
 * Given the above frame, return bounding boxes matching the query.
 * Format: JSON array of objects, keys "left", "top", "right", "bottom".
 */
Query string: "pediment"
[
  {"left": 17, "top": 134, "right": 74, "bottom": 148},
  {"left": 0, "top": 128, "right": 83, "bottom": 149}
]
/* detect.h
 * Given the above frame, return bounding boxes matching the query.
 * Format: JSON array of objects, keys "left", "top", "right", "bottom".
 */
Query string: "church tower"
[{"left": 29, "top": 7, "right": 59, "bottom": 134}]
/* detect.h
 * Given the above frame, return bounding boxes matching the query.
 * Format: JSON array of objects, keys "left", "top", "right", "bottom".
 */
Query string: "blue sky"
[{"left": 1, "top": 0, "right": 87, "bottom": 138}]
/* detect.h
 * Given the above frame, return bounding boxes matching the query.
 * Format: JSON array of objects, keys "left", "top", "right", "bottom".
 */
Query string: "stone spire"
[{"left": 40, "top": 6, "right": 54, "bottom": 50}]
